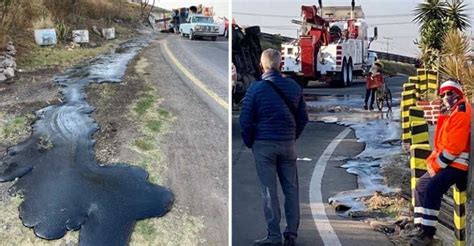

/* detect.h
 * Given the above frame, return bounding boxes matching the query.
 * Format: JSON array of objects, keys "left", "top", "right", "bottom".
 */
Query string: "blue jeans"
[{"left": 252, "top": 140, "right": 300, "bottom": 241}]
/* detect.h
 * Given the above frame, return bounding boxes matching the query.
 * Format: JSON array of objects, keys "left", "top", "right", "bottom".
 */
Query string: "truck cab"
[{"left": 179, "top": 15, "right": 220, "bottom": 41}]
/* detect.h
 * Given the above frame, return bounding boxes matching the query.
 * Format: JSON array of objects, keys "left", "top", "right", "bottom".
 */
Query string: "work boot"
[
  {"left": 254, "top": 236, "right": 282, "bottom": 246},
  {"left": 283, "top": 236, "right": 296, "bottom": 246},
  {"left": 410, "top": 232, "right": 434, "bottom": 246},
  {"left": 400, "top": 226, "right": 423, "bottom": 239}
]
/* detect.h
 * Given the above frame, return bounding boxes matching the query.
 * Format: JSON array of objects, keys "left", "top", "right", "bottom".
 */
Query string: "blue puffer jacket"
[{"left": 240, "top": 71, "right": 308, "bottom": 148}]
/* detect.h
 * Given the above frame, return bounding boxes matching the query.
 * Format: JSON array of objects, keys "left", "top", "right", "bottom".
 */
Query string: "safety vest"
[{"left": 428, "top": 98, "right": 471, "bottom": 172}]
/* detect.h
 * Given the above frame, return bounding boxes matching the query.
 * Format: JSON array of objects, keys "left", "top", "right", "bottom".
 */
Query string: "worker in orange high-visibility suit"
[{"left": 411, "top": 80, "right": 471, "bottom": 246}]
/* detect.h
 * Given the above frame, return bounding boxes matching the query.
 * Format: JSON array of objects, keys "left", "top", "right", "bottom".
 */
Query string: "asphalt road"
[
  {"left": 232, "top": 76, "right": 406, "bottom": 245},
  {"left": 304, "top": 76, "right": 405, "bottom": 106},
  {"left": 141, "top": 35, "right": 228, "bottom": 245},
  {"left": 164, "top": 34, "right": 228, "bottom": 120}
]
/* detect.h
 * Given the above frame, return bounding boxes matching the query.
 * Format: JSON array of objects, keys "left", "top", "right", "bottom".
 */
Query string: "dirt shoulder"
[{"left": 86, "top": 36, "right": 228, "bottom": 245}]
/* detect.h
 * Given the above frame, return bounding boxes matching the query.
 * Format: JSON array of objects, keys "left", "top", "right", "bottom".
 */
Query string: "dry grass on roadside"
[
  {"left": 381, "top": 60, "right": 417, "bottom": 76},
  {"left": 126, "top": 57, "right": 205, "bottom": 245},
  {"left": 0, "top": 112, "right": 35, "bottom": 146},
  {"left": 17, "top": 42, "right": 117, "bottom": 72},
  {"left": 0, "top": 196, "right": 79, "bottom": 245}
]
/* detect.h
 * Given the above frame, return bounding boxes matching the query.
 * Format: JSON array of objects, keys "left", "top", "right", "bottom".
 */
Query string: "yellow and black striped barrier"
[
  {"left": 409, "top": 76, "right": 420, "bottom": 99},
  {"left": 401, "top": 86, "right": 417, "bottom": 144},
  {"left": 409, "top": 106, "right": 429, "bottom": 145},
  {"left": 453, "top": 185, "right": 466, "bottom": 246},
  {"left": 409, "top": 144, "right": 431, "bottom": 205},
  {"left": 416, "top": 69, "right": 438, "bottom": 99}
]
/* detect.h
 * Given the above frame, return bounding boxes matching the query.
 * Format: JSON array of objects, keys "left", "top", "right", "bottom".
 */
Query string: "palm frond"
[
  {"left": 446, "top": 0, "right": 471, "bottom": 31},
  {"left": 413, "top": 0, "right": 447, "bottom": 30},
  {"left": 442, "top": 29, "right": 470, "bottom": 57}
]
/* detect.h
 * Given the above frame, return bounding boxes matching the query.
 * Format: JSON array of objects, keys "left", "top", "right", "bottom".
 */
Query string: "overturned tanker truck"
[
  {"left": 281, "top": 0, "right": 378, "bottom": 87},
  {"left": 232, "top": 24, "right": 262, "bottom": 107}
]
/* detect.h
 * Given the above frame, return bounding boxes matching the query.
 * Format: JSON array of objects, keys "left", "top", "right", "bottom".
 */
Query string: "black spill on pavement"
[
  {"left": 303, "top": 94, "right": 358, "bottom": 102},
  {"left": 0, "top": 38, "right": 174, "bottom": 245}
]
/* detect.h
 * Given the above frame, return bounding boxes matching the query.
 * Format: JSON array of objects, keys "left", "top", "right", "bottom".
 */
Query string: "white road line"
[{"left": 309, "top": 127, "right": 351, "bottom": 246}]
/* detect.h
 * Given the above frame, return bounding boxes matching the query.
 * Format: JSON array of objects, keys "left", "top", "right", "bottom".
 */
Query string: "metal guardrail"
[
  {"left": 260, "top": 32, "right": 294, "bottom": 43},
  {"left": 372, "top": 51, "right": 418, "bottom": 65}
]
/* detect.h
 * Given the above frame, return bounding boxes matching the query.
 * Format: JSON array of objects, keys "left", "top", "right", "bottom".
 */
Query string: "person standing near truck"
[
  {"left": 411, "top": 80, "right": 471, "bottom": 246},
  {"left": 240, "top": 49, "right": 308, "bottom": 246},
  {"left": 364, "top": 61, "right": 383, "bottom": 110},
  {"left": 172, "top": 9, "right": 180, "bottom": 33}
]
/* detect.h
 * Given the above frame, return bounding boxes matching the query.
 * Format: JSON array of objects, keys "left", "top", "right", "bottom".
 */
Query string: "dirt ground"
[
  {"left": 0, "top": 69, "right": 61, "bottom": 199},
  {"left": 0, "top": 33, "right": 227, "bottom": 245},
  {"left": 86, "top": 37, "right": 228, "bottom": 245}
]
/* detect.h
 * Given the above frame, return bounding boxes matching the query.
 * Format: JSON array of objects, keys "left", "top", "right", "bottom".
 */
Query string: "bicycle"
[{"left": 375, "top": 76, "right": 393, "bottom": 111}]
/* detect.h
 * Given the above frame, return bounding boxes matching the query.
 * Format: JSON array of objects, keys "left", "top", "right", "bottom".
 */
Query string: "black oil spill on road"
[{"left": 0, "top": 38, "right": 174, "bottom": 245}]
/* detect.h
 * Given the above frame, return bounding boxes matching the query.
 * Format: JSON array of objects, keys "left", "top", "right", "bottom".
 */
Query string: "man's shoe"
[
  {"left": 369, "top": 105, "right": 374, "bottom": 110},
  {"left": 410, "top": 232, "right": 434, "bottom": 246},
  {"left": 254, "top": 237, "right": 282, "bottom": 246},
  {"left": 283, "top": 236, "right": 295, "bottom": 246},
  {"left": 363, "top": 105, "right": 368, "bottom": 110}
]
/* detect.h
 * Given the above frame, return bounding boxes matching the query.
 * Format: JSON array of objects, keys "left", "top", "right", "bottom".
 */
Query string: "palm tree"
[
  {"left": 439, "top": 29, "right": 473, "bottom": 99},
  {"left": 445, "top": 0, "right": 470, "bottom": 31},
  {"left": 413, "top": 0, "right": 447, "bottom": 31},
  {"left": 413, "top": 0, "right": 471, "bottom": 70},
  {"left": 413, "top": 0, "right": 448, "bottom": 51}
]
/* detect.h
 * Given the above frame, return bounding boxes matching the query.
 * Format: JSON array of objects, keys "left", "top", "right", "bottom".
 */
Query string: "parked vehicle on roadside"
[
  {"left": 179, "top": 14, "right": 220, "bottom": 41},
  {"left": 281, "top": 0, "right": 378, "bottom": 87}
]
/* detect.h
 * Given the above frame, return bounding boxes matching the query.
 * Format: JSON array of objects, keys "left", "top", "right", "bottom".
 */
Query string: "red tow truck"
[{"left": 281, "top": 0, "right": 378, "bottom": 87}]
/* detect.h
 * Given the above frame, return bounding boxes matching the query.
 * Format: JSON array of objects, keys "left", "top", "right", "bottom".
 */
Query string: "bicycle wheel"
[
  {"left": 386, "top": 89, "right": 392, "bottom": 110},
  {"left": 375, "top": 89, "right": 383, "bottom": 111}
]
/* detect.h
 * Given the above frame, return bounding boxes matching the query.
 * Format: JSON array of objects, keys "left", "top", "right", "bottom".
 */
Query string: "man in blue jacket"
[{"left": 240, "top": 49, "right": 308, "bottom": 246}]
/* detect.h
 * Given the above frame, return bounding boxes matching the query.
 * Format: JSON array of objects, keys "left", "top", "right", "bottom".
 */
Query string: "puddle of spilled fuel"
[
  {"left": 308, "top": 97, "right": 402, "bottom": 218},
  {"left": 0, "top": 38, "right": 174, "bottom": 245}
]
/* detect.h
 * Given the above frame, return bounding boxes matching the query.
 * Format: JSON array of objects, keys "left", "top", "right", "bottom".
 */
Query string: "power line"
[
  {"left": 234, "top": 11, "right": 414, "bottom": 19},
  {"left": 234, "top": 9, "right": 474, "bottom": 19}
]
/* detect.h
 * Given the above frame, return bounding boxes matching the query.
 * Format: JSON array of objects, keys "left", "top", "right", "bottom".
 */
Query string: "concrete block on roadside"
[
  {"left": 3, "top": 67, "right": 14, "bottom": 78},
  {"left": 101, "top": 28, "right": 116, "bottom": 40},
  {"left": 1, "top": 57, "right": 14, "bottom": 68},
  {"left": 34, "top": 29, "right": 57, "bottom": 46},
  {"left": 72, "top": 30, "right": 89, "bottom": 43},
  {"left": 0, "top": 72, "right": 6, "bottom": 82}
]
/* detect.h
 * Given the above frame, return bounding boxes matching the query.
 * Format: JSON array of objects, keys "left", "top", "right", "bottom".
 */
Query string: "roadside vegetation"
[
  {"left": 129, "top": 57, "right": 205, "bottom": 245},
  {"left": 0, "top": 0, "right": 169, "bottom": 71},
  {"left": 381, "top": 60, "right": 417, "bottom": 76},
  {"left": 413, "top": 0, "right": 472, "bottom": 96},
  {"left": 0, "top": 112, "right": 35, "bottom": 146}
]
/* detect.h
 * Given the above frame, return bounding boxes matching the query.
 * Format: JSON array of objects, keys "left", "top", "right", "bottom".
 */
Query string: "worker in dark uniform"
[
  {"left": 411, "top": 80, "right": 471, "bottom": 246},
  {"left": 172, "top": 9, "right": 180, "bottom": 33}
]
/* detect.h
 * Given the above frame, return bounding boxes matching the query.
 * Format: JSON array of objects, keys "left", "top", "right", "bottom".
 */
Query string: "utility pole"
[{"left": 382, "top": 36, "right": 392, "bottom": 55}]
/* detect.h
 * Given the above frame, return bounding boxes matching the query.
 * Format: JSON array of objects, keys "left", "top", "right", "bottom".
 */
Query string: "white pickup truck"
[{"left": 179, "top": 15, "right": 220, "bottom": 41}]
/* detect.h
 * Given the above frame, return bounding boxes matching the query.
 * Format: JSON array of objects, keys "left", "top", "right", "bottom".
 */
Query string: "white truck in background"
[{"left": 179, "top": 15, "right": 220, "bottom": 41}]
